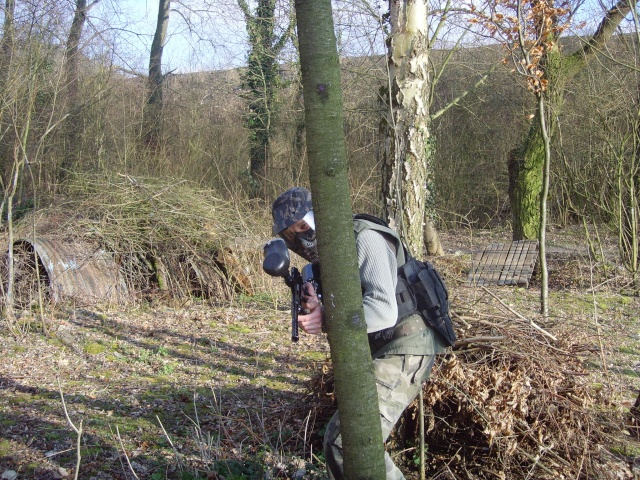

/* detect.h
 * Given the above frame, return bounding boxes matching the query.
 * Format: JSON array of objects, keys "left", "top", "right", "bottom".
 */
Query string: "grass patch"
[
  {"left": 619, "top": 346, "right": 640, "bottom": 355},
  {"left": 0, "top": 438, "right": 12, "bottom": 456},
  {"left": 84, "top": 341, "right": 107, "bottom": 355},
  {"left": 227, "top": 324, "right": 254, "bottom": 334},
  {"left": 300, "top": 351, "right": 328, "bottom": 361}
]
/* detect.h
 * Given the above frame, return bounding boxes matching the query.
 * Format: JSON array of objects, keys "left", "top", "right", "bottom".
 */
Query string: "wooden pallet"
[{"left": 466, "top": 240, "right": 539, "bottom": 286}]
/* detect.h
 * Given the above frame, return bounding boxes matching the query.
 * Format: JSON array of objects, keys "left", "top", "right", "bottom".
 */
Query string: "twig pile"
[
  {"left": 6, "top": 174, "right": 267, "bottom": 305},
  {"left": 419, "top": 326, "right": 626, "bottom": 479}
]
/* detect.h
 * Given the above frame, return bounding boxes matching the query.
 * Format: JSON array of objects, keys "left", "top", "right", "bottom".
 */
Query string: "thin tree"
[
  {"left": 294, "top": 0, "right": 386, "bottom": 477},
  {"left": 238, "top": 0, "right": 294, "bottom": 196},
  {"left": 615, "top": 3, "right": 639, "bottom": 292},
  {"left": 479, "top": 0, "right": 636, "bottom": 313},
  {"left": 143, "top": 0, "right": 171, "bottom": 150},
  {"left": 512, "top": 0, "right": 563, "bottom": 316}
]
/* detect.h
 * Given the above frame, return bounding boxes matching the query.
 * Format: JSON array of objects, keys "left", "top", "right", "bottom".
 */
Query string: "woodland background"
[
  {"left": 0, "top": 0, "right": 637, "bottom": 231},
  {"left": 1, "top": 1, "right": 640, "bottom": 479}
]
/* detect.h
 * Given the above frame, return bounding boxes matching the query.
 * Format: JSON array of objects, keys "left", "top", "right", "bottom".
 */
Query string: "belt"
[
  {"left": 368, "top": 315, "right": 429, "bottom": 354},
  {"left": 391, "top": 315, "right": 429, "bottom": 340}
]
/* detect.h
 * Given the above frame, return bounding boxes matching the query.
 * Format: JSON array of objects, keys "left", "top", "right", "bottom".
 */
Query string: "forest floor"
[{"left": 1, "top": 226, "right": 640, "bottom": 480}]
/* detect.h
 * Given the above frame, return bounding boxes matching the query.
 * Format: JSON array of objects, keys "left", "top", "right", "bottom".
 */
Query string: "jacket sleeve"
[{"left": 355, "top": 229, "right": 398, "bottom": 333}]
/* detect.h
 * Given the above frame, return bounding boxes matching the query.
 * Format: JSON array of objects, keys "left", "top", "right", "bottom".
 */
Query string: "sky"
[
  {"left": 98, "top": 0, "right": 281, "bottom": 74},
  {"left": 94, "top": 0, "right": 637, "bottom": 75},
  {"left": 95, "top": 0, "right": 385, "bottom": 74}
]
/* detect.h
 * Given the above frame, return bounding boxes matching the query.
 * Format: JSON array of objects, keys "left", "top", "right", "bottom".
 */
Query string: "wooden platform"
[{"left": 466, "top": 240, "right": 539, "bottom": 286}]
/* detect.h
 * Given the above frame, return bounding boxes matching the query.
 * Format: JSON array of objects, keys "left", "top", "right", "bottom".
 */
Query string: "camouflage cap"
[{"left": 271, "top": 187, "right": 313, "bottom": 235}]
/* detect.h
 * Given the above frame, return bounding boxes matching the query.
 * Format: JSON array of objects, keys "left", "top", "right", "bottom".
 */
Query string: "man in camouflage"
[{"left": 271, "top": 187, "right": 447, "bottom": 480}]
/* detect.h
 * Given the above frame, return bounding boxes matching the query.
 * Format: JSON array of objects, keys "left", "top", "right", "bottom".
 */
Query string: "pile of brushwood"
[
  {"left": 419, "top": 326, "right": 629, "bottom": 479},
  {"left": 304, "top": 257, "right": 639, "bottom": 479},
  {"left": 3, "top": 174, "right": 263, "bottom": 307}
]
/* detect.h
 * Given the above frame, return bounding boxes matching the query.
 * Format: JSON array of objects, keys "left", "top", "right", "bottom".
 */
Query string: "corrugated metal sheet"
[{"left": 15, "top": 237, "right": 128, "bottom": 305}]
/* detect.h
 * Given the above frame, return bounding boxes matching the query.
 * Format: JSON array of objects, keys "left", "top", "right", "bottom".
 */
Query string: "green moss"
[
  {"left": 90, "top": 369, "right": 114, "bottom": 380},
  {"left": 159, "top": 363, "right": 177, "bottom": 375},
  {"left": 300, "top": 351, "right": 328, "bottom": 361},
  {"left": 19, "top": 320, "right": 43, "bottom": 330},
  {"left": 620, "top": 296, "right": 634, "bottom": 305},
  {"left": 620, "top": 368, "right": 639, "bottom": 378},
  {"left": 0, "top": 438, "right": 12, "bottom": 456},
  {"left": 84, "top": 342, "right": 107, "bottom": 355},
  {"left": 610, "top": 443, "right": 640, "bottom": 457},
  {"left": 227, "top": 324, "right": 253, "bottom": 334},
  {"left": 47, "top": 337, "right": 65, "bottom": 348},
  {"left": 9, "top": 392, "right": 34, "bottom": 404},
  {"left": 263, "top": 379, "right": 292, "bottom": 391},
  {"left": 175, "top": 344, "right": 193, "bottom": 354},
  {"left": 44, "top": 431, "right": 64, "bottom": 441},
  {"left": 0, "top": 418, "right": 16, "bottom": 429},
  {"left": 618, "top": 346, "right": 639, "bottom": 355}
]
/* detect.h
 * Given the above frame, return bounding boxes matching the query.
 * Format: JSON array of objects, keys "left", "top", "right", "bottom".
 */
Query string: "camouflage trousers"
[{"left": 323, "top": 353, "right": 436, "bottom": 480}]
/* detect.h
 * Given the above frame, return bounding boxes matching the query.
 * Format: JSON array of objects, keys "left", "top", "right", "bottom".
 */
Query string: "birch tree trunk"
[
  {"left": 382, "top": 0, "right": 443, "bottom": 257},
  {"left": 294, "top": 0, "right": 386, "bottom": 477}
]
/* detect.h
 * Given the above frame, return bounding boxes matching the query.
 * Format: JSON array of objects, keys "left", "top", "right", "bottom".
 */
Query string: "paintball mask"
[{"left": 272, "top": 187, "right": 320, "bottom": 264}]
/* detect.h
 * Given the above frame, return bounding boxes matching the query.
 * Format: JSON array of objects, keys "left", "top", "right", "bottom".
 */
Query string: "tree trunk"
[
  {"left": 0, "top": 0, "right": 16, "bottom": 185},
  {"left": 60, "top": 0, "right": 88, "bottom": 175},
  {"left": 239, "top": 0, "right": 294, "bottom": 196},
  {"left": 294, "top": 0, "right": 386, "bottom": 477},
  {"left": 510, "top": 0, "right": 636, "bottom": 240},
  {"left": 538, "top": 92, "right": 551, "bottom": 316},
  {"left": 143, "top": 0, "right": 171, "bottom": 150},
  {"left": 509, "top": 100, "right": 549, "bottom": 241},
  {"left": 382, "top": 0, "right": 441, "bottom": 257}
]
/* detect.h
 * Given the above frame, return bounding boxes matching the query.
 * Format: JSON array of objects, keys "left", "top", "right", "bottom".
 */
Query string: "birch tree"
[{"left": 382, "top": 0, "right": 444, "bottom": 257}]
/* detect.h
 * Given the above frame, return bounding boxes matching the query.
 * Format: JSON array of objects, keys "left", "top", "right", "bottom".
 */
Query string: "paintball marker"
[{"left": 262, "top": 238, "right": 321, "bottom": 342}]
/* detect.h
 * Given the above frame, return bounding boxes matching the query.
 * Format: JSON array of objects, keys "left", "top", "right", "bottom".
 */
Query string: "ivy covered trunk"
[
  {"left": 294, "top": 0, "right": 387, "bottom": 477},
  {"left": 239, "top": 0, "right": 293, "bottom": 196}
]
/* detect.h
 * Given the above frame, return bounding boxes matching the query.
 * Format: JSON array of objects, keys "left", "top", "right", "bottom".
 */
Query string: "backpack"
[{"left": 353, "top": 213, "right": 457, "bottom": 347}]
